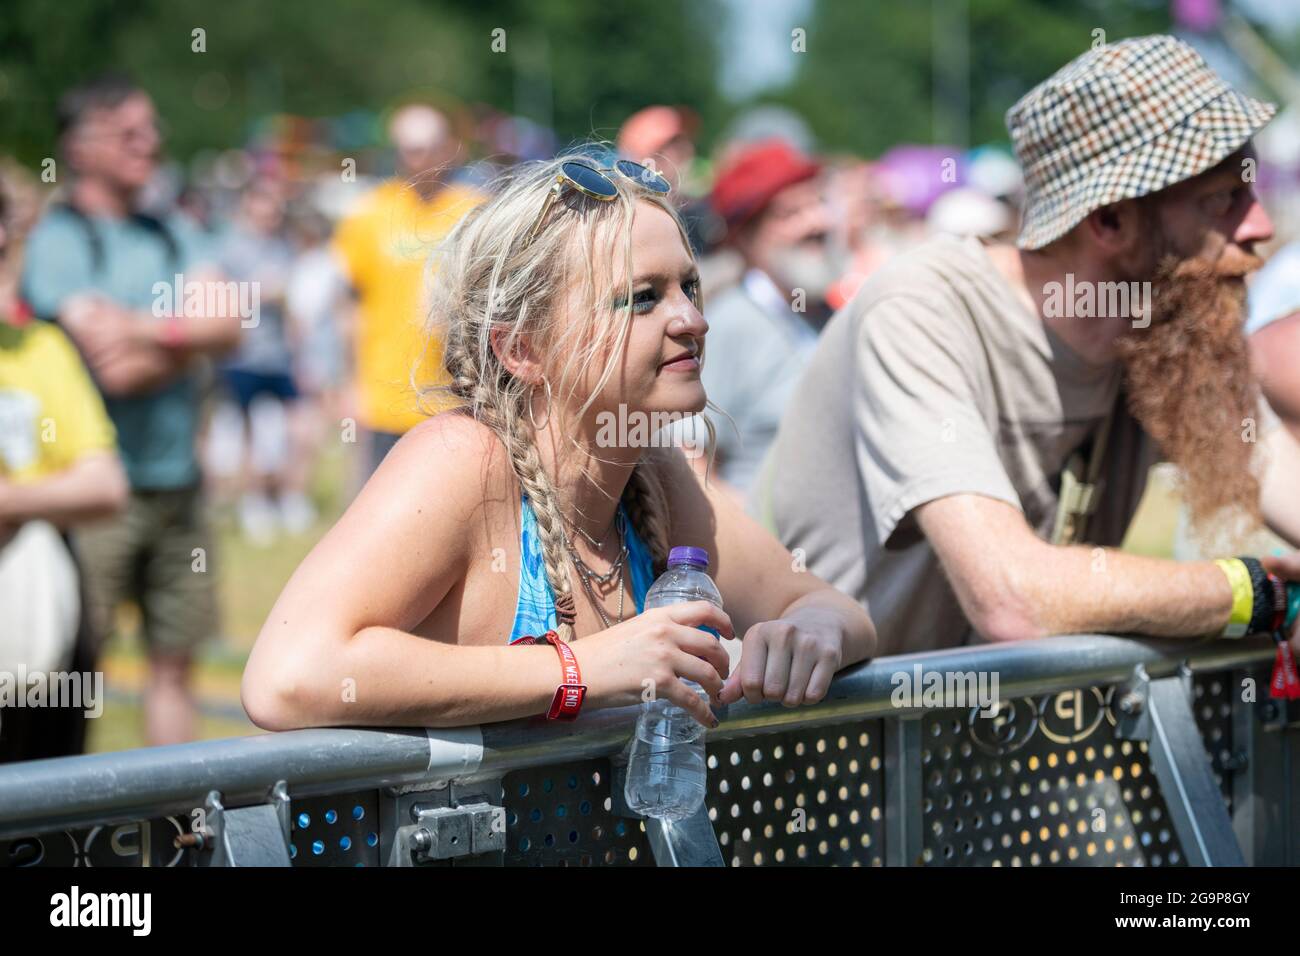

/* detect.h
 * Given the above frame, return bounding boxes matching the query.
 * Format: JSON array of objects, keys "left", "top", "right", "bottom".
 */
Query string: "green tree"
[
  {"left": 461, "top": 0, "right": 727, "bottom": 150},
  {"left": 0, "top": 0, "right": 724, "bottom": 165},
  {"left": 778, "top": 0, "right": 1170, "bottom": 155}
]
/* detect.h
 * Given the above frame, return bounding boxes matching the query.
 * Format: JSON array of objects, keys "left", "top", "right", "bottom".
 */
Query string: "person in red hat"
[{"left": 669, "top": 138, "right": 837, "bottom": 497}]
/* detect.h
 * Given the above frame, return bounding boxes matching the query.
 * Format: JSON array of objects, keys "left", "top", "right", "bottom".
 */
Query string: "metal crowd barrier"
[{"left": 2, "top": 634, "right": 1298, "bottom": 867}]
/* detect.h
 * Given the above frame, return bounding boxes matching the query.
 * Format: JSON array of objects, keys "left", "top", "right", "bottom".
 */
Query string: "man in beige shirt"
[{"left": 757, "top": 35, "right": 1300, "bottom": 657}]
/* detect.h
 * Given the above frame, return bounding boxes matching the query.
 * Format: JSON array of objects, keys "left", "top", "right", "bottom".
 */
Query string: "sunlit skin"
[
  {"left": 1137, "top": 147, "right": 1273, "bottom": 271},
  {"left": 1106, "top": 151, "right": 1271, "bottom": 530},
  {"left": 543, "top": 202, "right": 709, "bottom": 426},
  {"left": 241, "top": 199, "right": 877, "bottom": 732}
]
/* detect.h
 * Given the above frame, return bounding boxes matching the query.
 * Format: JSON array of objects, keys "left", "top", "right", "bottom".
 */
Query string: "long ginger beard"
[{"left": 1116, "top": 246, "right": 1265, "bottom": 540}]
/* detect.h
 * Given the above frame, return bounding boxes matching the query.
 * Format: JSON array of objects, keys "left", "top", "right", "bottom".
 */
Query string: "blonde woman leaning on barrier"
[{"left": 241, "top": 156, "right": 875, "bottom": 731}]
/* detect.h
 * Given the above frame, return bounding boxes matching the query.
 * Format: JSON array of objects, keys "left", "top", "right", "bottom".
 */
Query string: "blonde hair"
[{"left": 421, "top": 153, "right": 715, "bottom": 630}]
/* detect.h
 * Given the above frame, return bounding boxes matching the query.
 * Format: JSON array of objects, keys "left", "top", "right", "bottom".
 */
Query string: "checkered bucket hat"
[{"left": 1007, "top": 34, "right": 1276, "bottom": 250}]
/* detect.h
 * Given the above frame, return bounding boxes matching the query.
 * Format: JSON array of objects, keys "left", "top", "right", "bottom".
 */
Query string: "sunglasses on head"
[{"left": 526, "top": 159, "right": 671, "bottom": 245}]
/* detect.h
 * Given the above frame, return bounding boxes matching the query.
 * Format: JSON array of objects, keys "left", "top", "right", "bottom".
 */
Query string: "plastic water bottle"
[{"left": 623, "top": 546, "right": 723, "bottom": 821}]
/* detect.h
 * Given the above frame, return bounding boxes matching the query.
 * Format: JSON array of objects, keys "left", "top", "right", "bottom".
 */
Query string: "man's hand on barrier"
[
  {"left": 576, "top": 601, "right": 735, "bottom": 728},
  {"left": 719, "top": 607, "right": 844, "bottom": 709},
  {"left": 1261, "top": 553, "right": 1300, "bottom": 651}
]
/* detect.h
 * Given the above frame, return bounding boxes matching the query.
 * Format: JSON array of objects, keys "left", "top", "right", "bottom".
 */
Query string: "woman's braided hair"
[{"left": 420, "top": 153, "right": 709, "bottom": 635}]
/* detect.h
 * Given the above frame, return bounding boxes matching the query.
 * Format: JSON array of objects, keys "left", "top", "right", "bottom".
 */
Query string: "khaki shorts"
[{"left": 73, "top": 485, "right": 217, "bottom": 657}]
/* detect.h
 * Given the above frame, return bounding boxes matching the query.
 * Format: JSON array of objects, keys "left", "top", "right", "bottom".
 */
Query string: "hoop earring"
[{"left": 528, "top": 379, "right": 553, "bottom": 431}]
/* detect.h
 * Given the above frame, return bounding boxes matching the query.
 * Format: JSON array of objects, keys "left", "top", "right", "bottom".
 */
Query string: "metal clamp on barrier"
[
  {"left": 1114, "top": 663, "right": 1152, "bottom": 741},
  {"left": 388, "top": 785, "right": 506, "bottom": 866},
  {"left": 186, "top": 784, "right": 292, "bottom": 867}
]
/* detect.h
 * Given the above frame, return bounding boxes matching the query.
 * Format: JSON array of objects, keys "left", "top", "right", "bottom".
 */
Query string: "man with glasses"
[{"left": 20, "top": 73, "right": 241, "bottom": 746}]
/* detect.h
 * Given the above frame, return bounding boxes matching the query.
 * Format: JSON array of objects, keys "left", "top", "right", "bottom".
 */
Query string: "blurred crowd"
[{"left": 3, "top": 61, "right": 1300, "bottom": 762}]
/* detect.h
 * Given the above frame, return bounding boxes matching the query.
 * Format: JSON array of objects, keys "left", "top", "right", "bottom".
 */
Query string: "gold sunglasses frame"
[{"left": 526, "top": 159, "right": 671, "bottom": 244}]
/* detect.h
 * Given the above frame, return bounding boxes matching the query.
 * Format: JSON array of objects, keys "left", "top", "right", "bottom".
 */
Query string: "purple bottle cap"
[{"left": 667, "top": 546, "right": 709, "bottom": 570}]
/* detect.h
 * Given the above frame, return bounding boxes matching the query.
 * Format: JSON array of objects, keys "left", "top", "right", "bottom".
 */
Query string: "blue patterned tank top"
[{"left": 509, "top": 494, "right": 655, "bottom": 643}]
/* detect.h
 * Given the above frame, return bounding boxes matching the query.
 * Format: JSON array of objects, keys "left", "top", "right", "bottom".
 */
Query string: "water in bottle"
[{"left": 623, "top": 546, "right": 722, "bottom": 821}]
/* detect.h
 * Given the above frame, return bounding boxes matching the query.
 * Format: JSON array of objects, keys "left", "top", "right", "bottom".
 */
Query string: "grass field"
[{"left": 88, "top": 456, "right": 1192, "bottom": 754}]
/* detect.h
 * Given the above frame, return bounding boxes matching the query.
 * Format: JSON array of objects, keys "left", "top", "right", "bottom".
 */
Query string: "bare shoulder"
[
  {"left": 345, "top": 411, "right": 517, "bottom": 548},
  {"left": 391, "top": 411, "right": 510, "bottom": 477}
]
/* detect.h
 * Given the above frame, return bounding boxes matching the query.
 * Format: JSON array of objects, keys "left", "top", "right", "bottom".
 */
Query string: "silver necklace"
[
  {"left": 571, "top": 515, "right": 614, "bottom": 549},
  {"left": 575, "top": 559, "right": 625, "bottom": 629},
  {"left": 566, "top": 510, "right": 628, "bottom": 627},
  {"left": 564, "top": 510, "right": 626, "bottom": 586}
]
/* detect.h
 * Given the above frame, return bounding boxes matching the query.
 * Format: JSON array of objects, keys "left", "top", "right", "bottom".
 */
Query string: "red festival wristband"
[
  {"left": 159, "top": 315, "right": 187, "bottom": 349},
  {"left": 516, "top": 630, "right": 586, "bottom": 720}
]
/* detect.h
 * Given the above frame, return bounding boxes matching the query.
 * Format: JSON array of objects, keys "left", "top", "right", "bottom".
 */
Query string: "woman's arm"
[
  {"left": 659, "top": 448, "right": 877, "bottom": 707},
  {"left": 241, "top": 415, "right": 736, "bottom": 730},
  {"left": 241, "top": 414, "right": 545, "bottom": 729}
]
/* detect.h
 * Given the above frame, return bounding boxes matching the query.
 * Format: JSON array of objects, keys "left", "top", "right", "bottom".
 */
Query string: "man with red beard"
[{"left": 757, "top": 35, "right": 1300, "bottom": 660}]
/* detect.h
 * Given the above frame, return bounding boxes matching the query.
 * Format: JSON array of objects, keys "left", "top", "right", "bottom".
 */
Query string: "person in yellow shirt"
[
  {"left": 333, "top": 103, "right": 485, "bottom": 475},
  {"left": 0, "top": 183, "right": 127, "bottom": 762},
  {"left": 0, "top": 317, "right": 124, "bottom": 498}
]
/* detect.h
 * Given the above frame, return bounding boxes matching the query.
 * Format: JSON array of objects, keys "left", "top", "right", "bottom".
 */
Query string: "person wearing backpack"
[{"left": 20, "top": 74, "right": 242, "bottom": 746}]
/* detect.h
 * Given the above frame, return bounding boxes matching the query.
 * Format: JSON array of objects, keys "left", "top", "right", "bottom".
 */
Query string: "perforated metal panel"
[
  {"left": 1, "top": 817, "right": 192, "bottom": 867},
  {"left": 502, "top": 759, "right": 654, "bottom": 866},
  {"left": 921, "top": 685, "right": 1189, "bottom": 866},
  {"left": 289, "top": 790, "right": 381, "bottom": 866},
  {"left": 706, "top": 721, "right": 886, "bottom": 867},
  {"left": 1191, "top": 671, "right": 1237, "bottom": 810},
  {"left": 0, "top": 668, "right": 1255, "bottom": 869}
]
